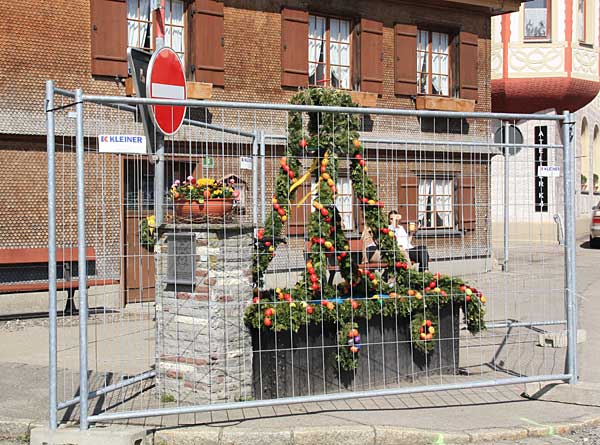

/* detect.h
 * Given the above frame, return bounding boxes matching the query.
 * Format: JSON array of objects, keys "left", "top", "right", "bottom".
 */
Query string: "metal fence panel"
[{"left": 46, "top": 85, "right": 576, "bottom": 428}]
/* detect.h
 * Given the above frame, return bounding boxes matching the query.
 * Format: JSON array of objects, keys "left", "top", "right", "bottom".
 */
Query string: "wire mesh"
[{"left": 48, "top": 90, "right": 572, "bottom": 426}]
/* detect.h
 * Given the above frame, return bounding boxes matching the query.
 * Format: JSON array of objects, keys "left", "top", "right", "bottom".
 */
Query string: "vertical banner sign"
[{"left": 534, "top": 126, "right": 548, "bottom": 212}]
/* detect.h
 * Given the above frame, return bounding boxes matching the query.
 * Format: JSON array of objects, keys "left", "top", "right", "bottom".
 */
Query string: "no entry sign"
[{"left": 146, "top": 47, "right": 187, "bottom": 135}]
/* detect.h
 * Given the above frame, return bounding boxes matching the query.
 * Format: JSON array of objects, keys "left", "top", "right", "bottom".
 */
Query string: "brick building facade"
[{"left": 0, "top": 0, "right": 523, "bottom": 304}]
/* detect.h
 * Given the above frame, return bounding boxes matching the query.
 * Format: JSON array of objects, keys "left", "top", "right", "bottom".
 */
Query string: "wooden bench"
[{"left": 0, "top": 247, "right": 108, "bottom": 314}]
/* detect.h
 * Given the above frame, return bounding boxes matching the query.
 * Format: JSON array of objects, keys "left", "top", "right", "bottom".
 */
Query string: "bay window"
[{"left": 524, "top": 0, "right": 550, "bottom": 40}]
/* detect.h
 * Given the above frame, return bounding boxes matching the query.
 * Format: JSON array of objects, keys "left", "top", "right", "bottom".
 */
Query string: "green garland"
[{"left": 247, "top": 88, "right": 487, "bottom": 372}]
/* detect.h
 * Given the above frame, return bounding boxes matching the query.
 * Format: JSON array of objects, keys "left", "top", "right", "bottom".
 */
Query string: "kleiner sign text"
[{"left": 98, "top": 135, "right": 147, "bottom": 154}]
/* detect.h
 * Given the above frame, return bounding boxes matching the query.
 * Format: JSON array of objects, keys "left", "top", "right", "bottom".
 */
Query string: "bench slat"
[
  {"left": 0, "top": 278, "right": 119, "bottom": 294},
  {"left": 0, "top": 247, "right": 96, "bottom": 265}
]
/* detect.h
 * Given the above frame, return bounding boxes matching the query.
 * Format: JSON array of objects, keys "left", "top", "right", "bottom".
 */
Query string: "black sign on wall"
[{"left": 534, "top": 126, "right": 548, "bottom": 212}]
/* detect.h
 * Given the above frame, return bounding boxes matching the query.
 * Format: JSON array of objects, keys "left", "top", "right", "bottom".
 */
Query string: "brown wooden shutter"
[
  {"left": 191, "top": 0, "right": 225, "bottom": 86},
  {"left": 397, "top": 175, "right": 418, "bottom": 224},
  {"left": 394, "top": 24, "right": 417, "bottom": 96},
  {"left": 281, "top": 8, "right": 309, "bottom": 88},
  {"left": 90, "top": 0, "right": 128, "bottom": 77},
  {"left": 454, "top": 176, "right": 476, "bottom": 231},
  {"left": 459, "top": 32, "right": 479, "bottom": 101},
  {"left": 360, "top": 19, "right": 383, "bottom": 94},
  {"left": 288, "top": 182, "right": 311, "bottom": 236}
]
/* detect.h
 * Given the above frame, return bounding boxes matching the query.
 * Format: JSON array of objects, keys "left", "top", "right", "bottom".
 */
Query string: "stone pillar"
[{"left": 155, "top": 223, "right": 253, "bottom": 405}]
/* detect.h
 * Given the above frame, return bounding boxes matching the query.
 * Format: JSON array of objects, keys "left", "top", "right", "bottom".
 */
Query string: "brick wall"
[{"left": 0, "top": 0, "right": 494, "bottom": 276}]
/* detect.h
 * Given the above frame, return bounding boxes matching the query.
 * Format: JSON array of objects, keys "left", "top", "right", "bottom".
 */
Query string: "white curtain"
[
  {"left": 127, "top": 0, "right": 151, "bottom": 48},
  {"left": 169, "top": 0, "right": 184, "bottom": 56},
  {"left": 127, "top": 0, "right": 139, "bottom": 47},
  {"left": 309, "top": 16, "right": 325, "bottom": 78},
  {"left": 335, "top": 178, "right": 353, "bottom": 230},
  {"left": 435, "top": 179, "right": 452, "bottom": 227},
  {"left": 418, "top": 178, "right": 432, "bottom": 227},
  {"left": 330, "top": 19, "right": 350, "bottom": 88}
]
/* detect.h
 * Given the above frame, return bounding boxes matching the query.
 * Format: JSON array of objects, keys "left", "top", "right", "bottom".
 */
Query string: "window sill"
[
  {"left": 578, "top": 41, "right": 594, "bottom": 48},
  {"left": 414, "top": 229, "right": 464, "bottom": 239},
  {"left": 415, "top": 96, "right": 475, "bottom": 112},
  {"left": 349, "top": 91, "right": 378, "bottom": 107},
  {"left": 124, "top": 78, "right": 213, "bottom": 99},
  {"left": 523, "top": 38, "right": 552, "bottom": 43}
]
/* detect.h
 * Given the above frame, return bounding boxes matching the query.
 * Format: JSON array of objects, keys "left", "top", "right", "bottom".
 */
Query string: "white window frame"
[
  {"left": 127, "top": 0, "right": 186, "bottom": 63},
  {"left": 417, "top": 30, "right": 450, "bottom": 97},
  {"left": 310, "top": 176, "right": 354, "bottom": 231},
  {"left": 417, "top": 177, "right": 454, "bottom": 230},
  {"left": 524, "top": 0, "right": 551, "bottom": 41},
  {"left": 308, "top": 15, "right": 351, "bottom": 90}
]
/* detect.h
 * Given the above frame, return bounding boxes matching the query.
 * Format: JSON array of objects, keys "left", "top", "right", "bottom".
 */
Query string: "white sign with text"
[
  {"left": 537, "top": 166, "right": 560, "bottom": 177},
  {"left": 98, "top": 135, "right": 147, "bottom": 154}
]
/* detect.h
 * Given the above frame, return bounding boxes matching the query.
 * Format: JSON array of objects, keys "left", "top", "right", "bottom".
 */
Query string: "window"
[
  {"left": 418, "top": 178, "right": 453, "bottom": 229},
  {"left": 309, "top": 16, "right": 351, "bottom": 89},
  {"left": 127, "top": 0, "right": 185, "bottom": 62},
  {"left": 524, "top": 0, "right": 550, "bottom": 40},
  {"left": 417, "top": 30, "right": 449, "bottom": 96},
  {"left": 578, "top": 0, "right": 587, "bottom": 42},
  {"left": 311, "top": 177, "right": 354, "bottom": 231},
  {"left": 335, "top": 178, "right": 354, "bottom": 231},
  {"left": 127, "top": 0, "right": 152, "bottom": 52}
]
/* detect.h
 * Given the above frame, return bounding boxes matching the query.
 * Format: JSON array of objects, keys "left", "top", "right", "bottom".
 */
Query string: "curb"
[
  {"left": 153, "top": 415, "right": 600, "bottom": 444},
  {"left": 2, "top": 414, "right": 599, "bottom": 444}
]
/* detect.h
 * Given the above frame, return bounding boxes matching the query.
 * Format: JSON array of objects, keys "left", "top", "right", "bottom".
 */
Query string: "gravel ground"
[
  {"left": 568, "top": 426, "right": 600, "bottom": 444},
  {"left": 473, "top": 426, "right": 600, "bottom": 444}
]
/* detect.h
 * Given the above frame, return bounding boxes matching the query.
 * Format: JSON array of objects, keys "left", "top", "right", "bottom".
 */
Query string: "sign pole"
[
  {"left": 154, "top": 0, "right": 165, "bottom": 226},
  {"left": 503, "top": 121, "right": 510, "bottom": 272}
]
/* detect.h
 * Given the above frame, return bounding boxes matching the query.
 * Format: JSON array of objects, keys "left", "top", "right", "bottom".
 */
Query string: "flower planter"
[
  {"left": 251, "top": 304, "right": 460, "bottom": 400},
  {"left": 175, "top": 198, "right": 234, "bottom": 221}
]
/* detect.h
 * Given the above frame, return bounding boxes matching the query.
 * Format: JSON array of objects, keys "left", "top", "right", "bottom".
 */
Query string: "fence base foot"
[
  {"left": 30, "top": 425, "right": 149, "bottom": 445},
  {"left": 521, "top": 381, "right": 600, "bottom": 405}
]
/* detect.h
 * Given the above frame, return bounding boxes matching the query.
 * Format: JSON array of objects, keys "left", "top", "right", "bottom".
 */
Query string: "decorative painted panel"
[
  {"left": 508, "top": 46, "right": 564, "bottom": 74},
  {"left": 572, "top": 47, "right": 599, "bottom": 79},
  {"left": 491, "top": 47, "right": 503, "bottom": 78}
]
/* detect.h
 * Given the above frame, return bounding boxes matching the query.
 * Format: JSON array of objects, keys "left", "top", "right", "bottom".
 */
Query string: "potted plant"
[
  {"left": 581, "top": 174, "right": 588, "bottom": 192},
  {"left": 594, "top": 174, "right": 599, "bottom": 193},
  {"left": 170, "top": 176, "right": 239, "bottom": 220}
]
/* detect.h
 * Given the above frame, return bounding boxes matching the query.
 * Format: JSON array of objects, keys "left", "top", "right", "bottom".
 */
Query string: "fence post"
[
  {"left": 75, "top": 89, "right": 90, "bottom": 428},
  {"left": 503, "top": 121, "right": 510, "bottom": 272},
  {"left": 46, "top": 80, "right": 57, "bottom": 430},
  {"left": 252, "top": 131, "right": 259, "bottom": 227},
  {"left": 562, "top": 110, "right": 578, "bottom": 384},
  {"left": 155, "top": 135, "right": 165, "bottom": 226},
  {"left": 260, "top": 130, "right": 266, "bottom": 225}
]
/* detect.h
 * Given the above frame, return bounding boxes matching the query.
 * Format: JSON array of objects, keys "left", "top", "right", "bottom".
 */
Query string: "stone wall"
[{"left": 155, "top": 223, "right": 254, "bottom": 405}]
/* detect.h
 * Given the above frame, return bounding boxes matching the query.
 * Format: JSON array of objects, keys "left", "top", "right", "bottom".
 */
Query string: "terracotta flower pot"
[
  {"left": 175, "top": 198, "right": 234, "bottom": 221},
  {"left": 203, "top": 198, "right": 234, "bottom": 216}
]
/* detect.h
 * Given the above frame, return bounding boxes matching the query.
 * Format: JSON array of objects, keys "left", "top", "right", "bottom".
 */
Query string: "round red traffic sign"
[{"left": 146, "top": 47, "right": 187, "bottom": 136}]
